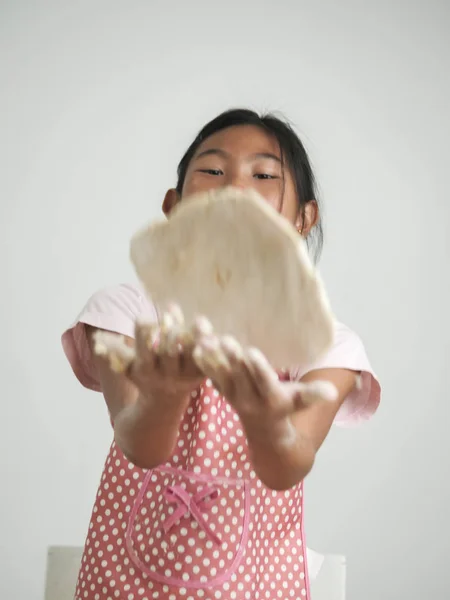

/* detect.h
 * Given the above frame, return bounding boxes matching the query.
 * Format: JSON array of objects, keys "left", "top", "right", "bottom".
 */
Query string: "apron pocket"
[{"left": 126, "top": 466, "right": 250, "bottom": 588}]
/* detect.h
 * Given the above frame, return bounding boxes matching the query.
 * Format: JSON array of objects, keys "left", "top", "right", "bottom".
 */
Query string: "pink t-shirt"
[{"left": 62, "top": 282, "right": 380, "bottom": 427}]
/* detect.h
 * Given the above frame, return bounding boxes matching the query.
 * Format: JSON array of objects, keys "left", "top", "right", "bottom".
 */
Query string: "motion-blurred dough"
[{"left": 130, "top": 187, "right": 333, "bottom": 369}]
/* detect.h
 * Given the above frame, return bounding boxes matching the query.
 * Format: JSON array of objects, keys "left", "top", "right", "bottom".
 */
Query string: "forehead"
[{"left": 195, "top": 125, "right": 281, "bottom": 158}]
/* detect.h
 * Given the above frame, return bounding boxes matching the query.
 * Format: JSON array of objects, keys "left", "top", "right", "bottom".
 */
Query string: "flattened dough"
[{"left": 130, "top": 187, "right": 334, "bottom": 368}]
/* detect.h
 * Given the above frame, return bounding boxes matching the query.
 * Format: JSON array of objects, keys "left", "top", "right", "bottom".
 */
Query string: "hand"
[
  {"left": 94, "top": 304, "right": 212, "bottom": 402},
  {"left": 193, "top": 335, "right": 338, "bottom": 443}
]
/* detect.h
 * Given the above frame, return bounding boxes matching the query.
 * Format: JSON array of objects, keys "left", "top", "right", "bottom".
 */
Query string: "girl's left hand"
[{"left": 193, "top": 333, "right": 338, "bottom": 443}]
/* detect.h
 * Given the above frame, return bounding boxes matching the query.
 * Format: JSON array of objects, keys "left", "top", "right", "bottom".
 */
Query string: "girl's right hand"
[{"left": 93, "top": 304, "right": 211, "bottom": 403}]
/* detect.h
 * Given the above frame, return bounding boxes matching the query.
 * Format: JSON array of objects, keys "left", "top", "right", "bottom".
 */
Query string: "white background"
[{"left": 1, "top": 0, "right": 449, "bottom": 598}]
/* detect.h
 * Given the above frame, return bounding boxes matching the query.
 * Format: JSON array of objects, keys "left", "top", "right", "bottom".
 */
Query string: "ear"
[
  {"left": 162, "top": 188, "right": 180, "bottom": 216},
  {"left": 296, "top": 200, "right": 319, "bottom": 236}
]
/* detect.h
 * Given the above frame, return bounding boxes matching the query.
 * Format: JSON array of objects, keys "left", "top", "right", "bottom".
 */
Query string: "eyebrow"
[
  {"left": 195, "top": 148, "right": 229, "bottom": 160},
  {"left": 195, "top": 148, "right": 282, "bottom": 163}
]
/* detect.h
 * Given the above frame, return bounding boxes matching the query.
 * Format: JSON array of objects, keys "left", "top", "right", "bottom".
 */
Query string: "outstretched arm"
[
  {"left": 86, "top": 306, "right": 209, "bottom": 469},
  {"left": 245, "top": 367, "right": 357, "bottom": 490},
  {"left": 194, "top": 336, "right": 357, "bottom": 490}
]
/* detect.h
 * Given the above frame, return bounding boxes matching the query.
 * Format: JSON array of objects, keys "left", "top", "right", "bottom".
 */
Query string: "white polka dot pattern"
[{"left": 74, "top": 380, "right": 310, "bottom": 599}]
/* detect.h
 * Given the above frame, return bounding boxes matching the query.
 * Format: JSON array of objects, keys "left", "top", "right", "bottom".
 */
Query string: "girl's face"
[{"left": 165, "top": 125, "right": 306, "bottom": 230}]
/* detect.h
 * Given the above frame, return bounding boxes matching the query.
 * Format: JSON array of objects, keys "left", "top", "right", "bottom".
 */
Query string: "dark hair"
[{"left": 176, "top": 108, "right": 323, "bottom": 261}]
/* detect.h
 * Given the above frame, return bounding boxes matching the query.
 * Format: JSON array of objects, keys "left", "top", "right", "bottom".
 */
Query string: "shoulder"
[
  {"left": 61, "top": 282, "right": 157, "bottom": 391},
  {"left": 292, "top": 321, "right": 370, "bottom": 375},
  {"left": 321, "top": 321, "right": 367, "bottom": 364},
  {"left": 292, "top": 321, "right": 381, "bottom": 427},
  {"left": 81, "top": 282, "right": 156, "bottom": 326}
]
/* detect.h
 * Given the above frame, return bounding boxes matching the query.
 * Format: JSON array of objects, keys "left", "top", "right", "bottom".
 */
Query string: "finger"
[
  {"left": 134, "top": 319, "right": 159, "bottom": 366},
  {"left": 164, "top": 303, "right": 185, "bottom": 355},
  {"left": 220, "top": 336, "right": 255, "bottom": 399},
  {"left": 164, "top": 305, "right": 208, "bottom": 377},
  {"left": 246, "top": 347, "right": 280, "bottom": 399},
  {"left": 158, "top": 312, "right": 176, "bottom": 354},
  {"left": 291, "top": 380, "right": 339, "bottom": 410},
  {"left": 192, "top": 345, "right": 211, "bottom": 375},
  {"left": 193, "top": 337, "right": 229, "bottom": 370},
  {"left": 154, "top": 305, "right": 197, "bottom": 375},
  {"left": 193, "top": 338, "right": 231, "bottom": 395},
  {"left": 220, "top": 335, "right": 245, "bottom": 361},
  {"left": 191, "top": 316, "right": 214, "bottom": 344},
  {"left": 176, "top": 315, "right": 213, "bottom": 355},
  {"left": 167, "top": 303, "right": 184, "bottom": 328},
  {"left": 192, "top": 346, "right": 222, "bottom": 389},
  {"left": 93, "top": 330, "right": 136, "bottom": 374},
  {"left": 157, "top": 310, "right": 186, "bottom": 375}
]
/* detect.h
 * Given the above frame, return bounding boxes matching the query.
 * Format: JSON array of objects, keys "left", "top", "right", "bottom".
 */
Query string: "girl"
[{"left": 62, "top": 108, "right": 381, "bottom": 600}]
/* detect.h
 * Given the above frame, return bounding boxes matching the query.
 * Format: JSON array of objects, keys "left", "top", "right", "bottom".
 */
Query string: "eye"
[
  {"left": 198, "top": 169, "right": 223, "bottom": 176},
  {"left": 254, "top": 173, "right": 279, "bottom": 180}
]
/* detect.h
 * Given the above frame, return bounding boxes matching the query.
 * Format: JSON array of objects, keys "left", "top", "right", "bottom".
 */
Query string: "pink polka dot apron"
[{"left": 75, "top": 379, "right": 311, "bottom": 600}]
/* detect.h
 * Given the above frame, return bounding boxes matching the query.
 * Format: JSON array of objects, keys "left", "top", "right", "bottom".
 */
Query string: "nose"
[{"left": 225, "top": 171, "right": 247, "bottom": 189}]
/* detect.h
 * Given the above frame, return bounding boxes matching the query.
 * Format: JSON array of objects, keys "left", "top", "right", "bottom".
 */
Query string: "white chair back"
[{"left": 44, "top": 546, "right": 346, "bottom": 600}]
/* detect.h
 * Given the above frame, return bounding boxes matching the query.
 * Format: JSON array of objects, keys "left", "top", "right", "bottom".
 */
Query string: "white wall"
[{"left": 1, "top": 1, "right": 449, "bottom": 598}]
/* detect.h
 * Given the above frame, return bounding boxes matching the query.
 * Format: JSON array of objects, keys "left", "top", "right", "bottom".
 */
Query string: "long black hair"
[{"left": 176, "top": 108, "right": 323, "bottom": 262}]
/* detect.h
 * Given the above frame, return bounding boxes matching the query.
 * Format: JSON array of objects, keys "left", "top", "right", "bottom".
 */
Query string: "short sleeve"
[
  {"left": 290, "top": 322, "right": 381, "bottom": 427},
  {"left": 61, "top": 283, "right": 157, "bottom": 392}
]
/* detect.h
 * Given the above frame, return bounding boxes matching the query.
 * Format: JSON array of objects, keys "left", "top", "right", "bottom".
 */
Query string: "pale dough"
[{"left": 129, "top": 187, "right": 334, "bottom": 369}]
